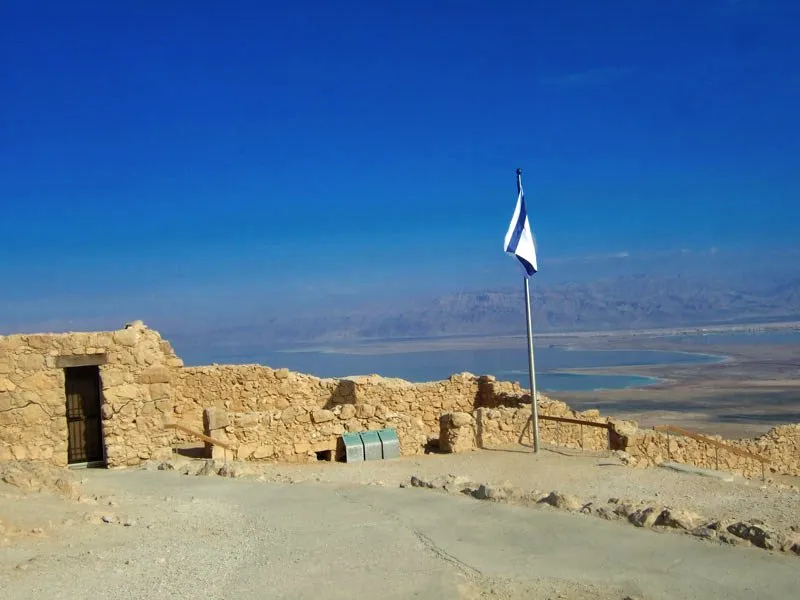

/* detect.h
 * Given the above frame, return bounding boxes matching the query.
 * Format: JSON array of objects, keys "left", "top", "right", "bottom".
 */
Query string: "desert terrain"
[
  {"left": 550, "top": 328, "right": 800, "bottom": 438},
  {"left": 2, "top": 445, "right": 799, "bottom": 600}
]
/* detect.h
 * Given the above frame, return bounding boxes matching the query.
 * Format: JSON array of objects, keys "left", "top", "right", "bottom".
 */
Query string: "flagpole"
[
  {"left": 506, "top": 167, "right": 540, "bottom": 453},
  {"left": 524, "top": 274, "right": 541, "bottom": 453},
  {"left": 515, "top": 167, "right": 540, "bottom": 454}
]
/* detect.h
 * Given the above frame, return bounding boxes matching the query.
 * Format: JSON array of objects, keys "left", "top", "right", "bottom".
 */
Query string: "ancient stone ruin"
[{"left": 1, "top": 322, "right": 798, "bottom": 479}]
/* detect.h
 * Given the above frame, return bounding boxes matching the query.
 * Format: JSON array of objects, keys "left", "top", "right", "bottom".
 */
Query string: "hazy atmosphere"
[{"left": 2, "top": 0, "right": 799, "bottom": 347}]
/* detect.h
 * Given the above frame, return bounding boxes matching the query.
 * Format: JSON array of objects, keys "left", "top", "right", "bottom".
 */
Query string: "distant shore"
[
  {"left": 273, "top": 321, "right": 800, "bottom": 440},
  {"left": 277, "top": 320, "right": 800, "bottom": 355}
]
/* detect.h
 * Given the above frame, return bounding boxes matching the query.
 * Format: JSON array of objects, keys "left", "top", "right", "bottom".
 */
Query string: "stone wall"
[
  {"left": 168, "top": 359, "right": 800, "bottom": 476},
  {"left": 439, "top": 402, "right": 800, "bottom": 480},
  {"left": 172, "top": 365, "right": 524, "bottom": 462},
  {"left": 625, "top": 425, "right": 800, "bottom": 479},
  {"left": 475, "top": 399, "right": 614, "bottom": 452},
  {"left": 2, "top": 321, "right": 799, "bottom": 479},
  {"left": 438, "top": 399, "right": 617, "bottom": 455},
  {"left": 0, "top": 321, "right": 182, "bottom": 467}
]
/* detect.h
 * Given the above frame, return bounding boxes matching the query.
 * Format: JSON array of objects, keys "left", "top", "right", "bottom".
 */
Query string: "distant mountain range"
[{"left": 167, "top": 272, "right": 800, "bottom": 352}]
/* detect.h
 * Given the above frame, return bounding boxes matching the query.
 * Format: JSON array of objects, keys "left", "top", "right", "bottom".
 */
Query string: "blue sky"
[{"left": 1, "top": 0, "right": 799, "bottom": 333}]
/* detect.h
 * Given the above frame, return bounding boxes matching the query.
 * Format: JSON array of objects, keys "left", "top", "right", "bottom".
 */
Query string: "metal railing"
[{"left": 652, "top": 424, "right": 770, "bottom": 480}]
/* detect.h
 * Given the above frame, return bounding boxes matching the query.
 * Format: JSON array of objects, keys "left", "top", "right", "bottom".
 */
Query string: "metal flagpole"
[
  {"left": 506, "top": 167, "right": 541, "bottom": 453},
  {"left": 515, "top": 167, "right": 540, "bottom": 454},
  {"left": 524, "top": 274, "right": 541, "bottom": 453}
]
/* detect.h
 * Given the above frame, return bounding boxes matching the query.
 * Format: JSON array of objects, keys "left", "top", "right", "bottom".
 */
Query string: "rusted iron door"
[{"left": 64, "top": 366, "right": 104, "bottom": 464}]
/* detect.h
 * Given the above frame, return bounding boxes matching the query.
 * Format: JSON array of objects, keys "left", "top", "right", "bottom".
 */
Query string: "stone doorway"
[{"left": 64, "top": 365, "right": 105, "bottom": 465}]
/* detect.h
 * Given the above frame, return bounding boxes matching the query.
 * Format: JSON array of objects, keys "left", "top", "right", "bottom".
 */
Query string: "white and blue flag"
[{"left": 504, "top": 169, "right": 538, "bottom": 277}]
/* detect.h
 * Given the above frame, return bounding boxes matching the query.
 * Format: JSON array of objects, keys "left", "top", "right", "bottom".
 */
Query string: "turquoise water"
[
  {"left": 498, "top": 371, "right": 660, "bottom": 392},
  {"left": 180, "top": 345, "right": 714, "bottom": 392}
]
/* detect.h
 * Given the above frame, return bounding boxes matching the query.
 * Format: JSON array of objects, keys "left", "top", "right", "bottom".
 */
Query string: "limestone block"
[
  {"left": 339, "top": 404, "right": 356, "bottom": 420},
  {"left": 253, "top": 445, "right": 274, "bottom": 459},
  {"left": 99, "top": 368, "right": 127, "bottom": 388},
  {"left": 140, "top": 365, "right": 171, "bottom": 384},
  {"left": 112, "top": 328, "right": 139, "bottom": 347},
  {"left": 237, "top": 442, "right": 258, "bottom": 460},
  {"left": 19, "top": 403, "right": 48, "bottom": 425},
  {"left": 439, "top": 412, "right": 477, "bottom": 454},
  {"left": 236, "top": 413, "right": 260, "bottom": 427},
  {"left": 356, "top": 404, "right": 375, "bottom": 419},
  {"left": 344, "top": 419, "right": 362, "bottom": 432},
  {"left": 312, "top": 409, "right": 335, "bottom": 423},
  {"left": 18, "top": 354, "right": 45, "bottom": 370},
  {"left": 204, "top": 407, "right": 230, "bottom": 432},
  {"left": 281, "top": 406, "right": 300, "bottom": 422},
  {"left": 108, "top": 384, "right": 142, "bottom": 400},
  {"left": 211, "top": 444, "right": 229, "bottom": 461}
]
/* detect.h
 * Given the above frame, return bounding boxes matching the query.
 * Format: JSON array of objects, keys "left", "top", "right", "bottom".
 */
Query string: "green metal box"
[
  {"left": 341, "top": 432, "right": 364, "bottom": 463},
  {"left": 377, "top": 428, "right": 400, "bottom": 459},
  {"left": 359, "top": 430, "right": 382, "bottom": 461}
]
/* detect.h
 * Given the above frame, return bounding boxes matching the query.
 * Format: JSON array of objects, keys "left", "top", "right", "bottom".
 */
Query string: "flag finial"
[{"left": 516, "top": 168, "right": 522, "bottom": 176}]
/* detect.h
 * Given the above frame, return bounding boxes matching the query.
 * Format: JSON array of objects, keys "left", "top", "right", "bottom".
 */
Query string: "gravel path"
[
  {"left": 243, "top": 445, "right": 800, "bottom": 533},
  {"left": 2, "top": 468, "right": 799, "bottom": 600},
  {"left": 1, "top": 449, "right": 799, "bottom": 599}
]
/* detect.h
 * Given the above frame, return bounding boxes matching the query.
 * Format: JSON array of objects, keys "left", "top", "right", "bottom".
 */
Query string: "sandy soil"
[
  {"left": 2, "top": 448, "right": 799, "bottom": 599},
  {"left": 238, "top": 444, "right": 800, "bottom": 533}
]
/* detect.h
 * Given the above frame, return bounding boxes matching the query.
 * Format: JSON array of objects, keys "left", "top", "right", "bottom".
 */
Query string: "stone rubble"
[
  {"left": 0, "top": 460, "right": 82, "bottom": 499},
  {"left": 404, "top": 474, "right": 800, "bottom": 559},
  {"left": 539, "top": 491, "right": 582, "bottom": 511}
]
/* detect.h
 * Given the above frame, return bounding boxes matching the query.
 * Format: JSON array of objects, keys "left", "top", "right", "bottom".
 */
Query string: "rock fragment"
[
  {"left": 539, "top": 491, "right": 582, "bottom": 511},
  {"left": 656, "top": 508, "right": 704, "bottom": 531}
]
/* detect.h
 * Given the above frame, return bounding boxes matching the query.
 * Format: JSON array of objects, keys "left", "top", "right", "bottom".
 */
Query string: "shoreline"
[{"left": 273, "top": 320, "right": 800, "bottom": 355}]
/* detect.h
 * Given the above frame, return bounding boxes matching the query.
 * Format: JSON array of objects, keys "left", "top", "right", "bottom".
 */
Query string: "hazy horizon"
[{"left": 2, "top": 1, "right": 799, "bottom": 340}]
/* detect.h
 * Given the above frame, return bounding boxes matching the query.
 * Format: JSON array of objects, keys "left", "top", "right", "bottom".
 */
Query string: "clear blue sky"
[{"left": 1, "top": 0, "right": 799, "bottom": 332}]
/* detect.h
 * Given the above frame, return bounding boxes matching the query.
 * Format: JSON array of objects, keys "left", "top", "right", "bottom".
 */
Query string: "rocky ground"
[
  {"left": 175, "top": 444, "right": 800, "bottom": 544},
  {"left": 1, "top": 447, "right": 799, "bottom": 599}
]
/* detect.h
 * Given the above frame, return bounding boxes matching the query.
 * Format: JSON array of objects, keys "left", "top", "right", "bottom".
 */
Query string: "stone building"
[{"left": 0, "top": 321, "right": 182, "bottom": 467}]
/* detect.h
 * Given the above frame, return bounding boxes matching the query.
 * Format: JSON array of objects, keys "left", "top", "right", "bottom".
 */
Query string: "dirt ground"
[{"left": 2, "top": 447, "right": 799, "bottom": 599}]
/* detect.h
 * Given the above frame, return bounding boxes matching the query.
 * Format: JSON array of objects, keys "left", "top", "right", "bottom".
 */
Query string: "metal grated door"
[{"left": 65, "top": 366, "right": 104, "bottom": 464}]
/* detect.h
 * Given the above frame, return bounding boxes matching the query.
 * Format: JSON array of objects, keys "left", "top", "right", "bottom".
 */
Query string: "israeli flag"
[{"left": 504, "top": 169, "right": 538, "bottom": 277}]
